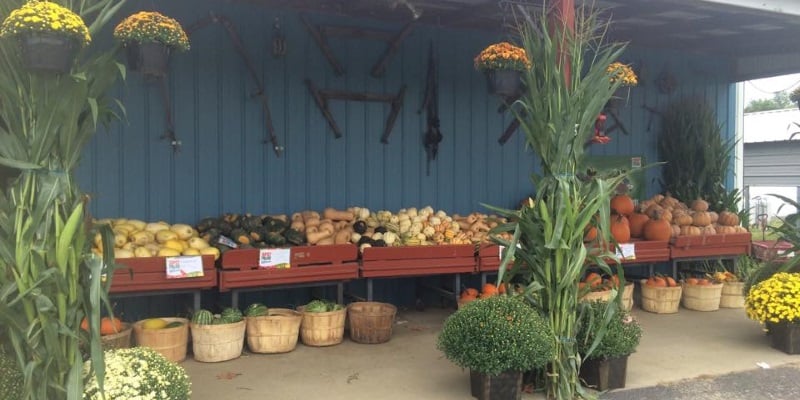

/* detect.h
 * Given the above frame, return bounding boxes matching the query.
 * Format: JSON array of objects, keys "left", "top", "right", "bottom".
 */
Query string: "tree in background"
[{"left": 744, "top": 90, "right": 793, "bottom": 113}]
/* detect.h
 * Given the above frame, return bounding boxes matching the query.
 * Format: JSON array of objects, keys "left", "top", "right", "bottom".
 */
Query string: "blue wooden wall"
[{"left": 76, "top": 1, "right": 737, "bottom": 223}]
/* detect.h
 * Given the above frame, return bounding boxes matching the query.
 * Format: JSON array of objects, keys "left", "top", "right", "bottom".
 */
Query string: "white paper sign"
[
  {"left": 498, "top": 244, "right": 522, "bottom": 260},
  {"left": 217, "top": 235, "right": 238, "bottom": 248},
  {"left": 615, "top": 243, "right": 636, "bottom": 261},
  {"left": 165, "top": 256, "right": 204, "bottom": 279},
  {"left": 258, "top": 248, "right": 291, "bottom": 269}
]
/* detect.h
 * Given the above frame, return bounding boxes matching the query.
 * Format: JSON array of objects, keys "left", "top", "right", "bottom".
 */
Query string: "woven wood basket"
[
  {"left": 347, "top": 302, "right": 397, "bottom": 344},
  {"left": 581, "top": 289, "right": 612, "bottom": 303},
  {"left": 133, "top": 317, "right": 189, "bottom": 363},
  {"left": 639, "top": 280, "right": 682, "bottom": 314},
  {"left": 101, "top": 323, "right": 132, "bottom": 350},
  {"left": 298, "top": 306, "right": 346, "bottom": 347},
  {"left": 720, "top": 281, "right": 745, "bottom": 309},
  {"left": 682, "top": 282, "right": 724, "bottom": 311},
  {"left": 246, "top": 308, "right": 302, "bottom": 354},
  {"left": 621, "top": 282, "right": 634, "bottom": 311},
  {"left": 190, "top": 320, "right": 246, "bottom": 362}
]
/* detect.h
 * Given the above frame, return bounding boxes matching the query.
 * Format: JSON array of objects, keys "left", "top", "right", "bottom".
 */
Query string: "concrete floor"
[{"left": 183, "top": 306, "right": 799, "bottom": 400}]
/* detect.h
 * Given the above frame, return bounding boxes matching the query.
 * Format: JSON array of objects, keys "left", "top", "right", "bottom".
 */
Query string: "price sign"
[
  {"left": 258, "top": 248, "right": 291, "bottom": 269},
  {"left": 165, "top": 256, "right": 204, "bottom": 279},
  {"left": 217, "top": 235, "right": 238, "bottom": 249},
  {"left": 615, "top": 243, "right": 636, "bottom": 261}
]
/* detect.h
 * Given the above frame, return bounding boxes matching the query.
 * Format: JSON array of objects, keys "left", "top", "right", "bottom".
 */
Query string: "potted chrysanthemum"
[
  {"left": 577, "top": 301, "right": 642, "bottom": 391},
  {"left": 83, "top": 347, "right": 191, "bottom": 400},
  {"left": 605, "top": 61, "right": 638, "bottom": 110},
  {"left": 437, "top": 295, "right": 555, "bottom": 400},
  {"left": 746, "top": 272, "right": 800, "bottom": 354},
  {"left": 0, "top": 0, "right": 91, "bottom": 73},
  {"left": 474, "top": 41, "right": 532, "bottom": 97},
  {"left": 113, "top": 11, "right": 190, "bottom": 78}
]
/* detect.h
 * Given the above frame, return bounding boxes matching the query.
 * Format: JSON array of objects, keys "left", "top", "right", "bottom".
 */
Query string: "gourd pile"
[
  {"left": 601, "top": 193, "right": 747, "bottom": 243},
  {"left": 195, "top": 206, "right": 511, "bottom": 254},
  {"left": 92, "top": 218, "right": 220, "bottom": 260}
]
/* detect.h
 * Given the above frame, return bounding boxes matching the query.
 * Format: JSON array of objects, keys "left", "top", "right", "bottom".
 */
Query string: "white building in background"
[{"left": 742, "top": 107, "right": 800, "bottom": 226}]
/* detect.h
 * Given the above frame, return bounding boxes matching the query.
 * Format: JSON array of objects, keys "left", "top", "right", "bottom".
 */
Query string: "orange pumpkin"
[
  {"left": 80, "top": 317, "right": 89, "bottom": 331},
  {"left": 610, "top": 194, "right": 635, "bottom": 216},
  {"left": 584, "top": 272, "right": 603, "bottom": 288},
  {"left": 691, "top": 211, "right": 712, "bottom": 227},
  {"left": 610, "top": 214, "right": 631, "bottom": 243},
  {"left": 643, "top": 210, "right": 671, "bottom": 241},
  {"left": 464, "top": 287, "right": 479, "bottom": 297},
  {"left": 691, "top": 198, "right": 709, "bottom": 212},
  {"left": 685, "top": 277, "right": 699, "bottom": 285},
  {"left": 628, "top": 208, "right": 650, "bottom": 238},
  {"left": 583, "top": 225, "right": 598, "bottom": 242},
  {"left": 498, "top": 283, "right": 507, "bottom": 294},
  {"left": 680, "top": 225, "right": 702, "bottom": 236},
  {"left": 660, "top": 193, "right": 680, "bottom": 208},
  {"left": 672, "top": 212, "right": 693, "bottom": 227},
  {"left": 481, "top": 283, "right": 499, "bottom": 298},
  {"left": 100, "top": 317, "right": 122, "bottom": 336},
  {"left": 665, "top": 276, "right": 677, "bottom": 287},
  {"left": 718, "top": 211, "right": 740, "bottom": 226}
]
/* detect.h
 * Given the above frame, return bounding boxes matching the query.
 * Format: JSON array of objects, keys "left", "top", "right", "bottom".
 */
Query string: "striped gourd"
[{"left": 192, "top": 309, "right": 214, "bottom": 325}]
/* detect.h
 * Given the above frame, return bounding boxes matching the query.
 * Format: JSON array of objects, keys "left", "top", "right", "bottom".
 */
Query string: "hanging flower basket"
[
  {"left": 485, "top": 69, "right": 522, "bottom": 98},
  {"left": 125, "top": 42, "right": 171, "bottom": 78},
  {"left": 19, "top": 33, "right": 80, "bottom": 74},
  {"left": 474, "top": 42, "right": 531, "bottom": 97},
  {"left": 114, "top": 11, "right": 190, "bottom": 78},
  {"left": 605, "top": 62, "right": 638, "bottom": 110},
  {"left": 0, "top": 1, "right": 91, "bottom": 74}
]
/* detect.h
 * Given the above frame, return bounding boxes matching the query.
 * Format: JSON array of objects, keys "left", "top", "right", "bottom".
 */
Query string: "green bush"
[
  {"left": 437, "top": 295, "right": 555, "bottom": 375},
  {"left": 0, "top": 349, "right": 22, "bottom": 400},
  {"left": 577, "top": 301, "right": 642, "bottom": 359}
]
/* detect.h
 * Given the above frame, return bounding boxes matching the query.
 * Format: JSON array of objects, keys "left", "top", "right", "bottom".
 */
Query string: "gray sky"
[{"left": 744, "top": 73, "right": 800, "bottom": 105}]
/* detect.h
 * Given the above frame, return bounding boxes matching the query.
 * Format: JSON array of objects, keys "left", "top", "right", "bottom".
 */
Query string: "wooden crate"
[
  {"left": 218, "top": 244, "right": 359, "bottom": 292},
  {"left": 111, "top": 255, "right": 217, "bottom": 294},
  {"left": 360, "top": 244, "right": 477, "bottom": 278},
  {"left": 670, "top": 232, "right": 751, "bottom": 259},
  {"left": 626, "top": 240, "right": 670, "bottom": 264},
  {"left": 477, "top": 244, "right": 502, "bottom": 272}
]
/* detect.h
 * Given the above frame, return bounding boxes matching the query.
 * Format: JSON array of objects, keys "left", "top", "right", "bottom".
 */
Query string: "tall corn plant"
[
  {"left": 490, "top": 5, "right": 629, "bottom": 399},
  {"left": 0, "top": 1, "right": 126, "bottom": 399}
]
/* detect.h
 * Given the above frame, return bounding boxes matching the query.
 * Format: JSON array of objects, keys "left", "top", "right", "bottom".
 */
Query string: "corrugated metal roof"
[{"left": 743, "top": 108, "right": 800, "bottom": 143}]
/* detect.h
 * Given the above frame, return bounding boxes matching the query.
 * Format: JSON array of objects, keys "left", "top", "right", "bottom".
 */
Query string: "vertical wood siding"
[{"left": 77, "top": 2, "right": 736, "bottom": 222}]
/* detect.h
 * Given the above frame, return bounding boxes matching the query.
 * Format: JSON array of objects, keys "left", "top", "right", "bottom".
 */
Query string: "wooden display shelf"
[
  {"left": 218, "top": 244, "right": 359, "bottom": 292},
  {"left": 751, "top": 240, "right": 794, "bottom": 262},
  {"left": 622, "top": 240, "right": 670, "bottom": 264},
  {"left": 670, "top": 232, "right": 752, "bottom": 258},
  {"left": 361, "top": 244, "right": 477, "bottom": 278},
  {"left": 477, "top": 244, "right": 503, "bottom": 272},
  {"left": 110, "top": 255, "right": 217, "bottom": 294}
]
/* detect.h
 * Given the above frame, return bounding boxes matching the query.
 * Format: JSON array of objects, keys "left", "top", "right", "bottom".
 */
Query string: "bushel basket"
[
  {"left": 191, "top": 320, "right": 246, "bottom": 362},
  {"left": 298, "top": 306, "right": 346, "bottom": 347},
  {"left": 101, "top": 322, "right": 132, "bottom": 350},
  {"left": 133, "top": 317, "right": 189, "bottom": 363},
  {"left": 719, "top": 281, "right": 745, "bottom": 308},
  {"left": 639, "top": 279, "right": 682, "bottom": 314},
  {"left": 681, "top": 282, "right": 723, "bottom": 311},
  {"left": 246, "top": 308, "right": 302, "bottom": 353},
  {"left": 347, "top": 302, "right": 397, "bottom": 344}
]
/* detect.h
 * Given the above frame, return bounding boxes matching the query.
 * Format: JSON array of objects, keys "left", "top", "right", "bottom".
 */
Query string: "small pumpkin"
[
  {"left": 708, "top": 211, "right": 719, "bottom": 224},
  {"left": 660, "top": 208, "right": 673, "bottom": 224},
  {"left": 680, "top": 225, "right": 702, "bottom": 236},
  {"left": 671, "top": 224, "right": 681, "bottom": 238},
  {"left": 716, "top": 225, "right": 737, "bottom": 234},
  {"left": 672, "top": 211, "right": 693, "bottom": 227},
  {"left": 736, "top": 225, "right": 749, "bottom": 233},
  {"left": 628, "top": 208, "right": 650, "bottom": 238},
  {"left": 691, "top": 198, "right": 709, "bottom": 212},
  {"left": 610, "top": 194, "right": 635, "bottom": 216},
  {"left": 481, "top": 283, "right": 499, "bottom": 298},
  {"left": 702, "top": 225, "right": 716, "bottom": 235},
  {"left": 645, "top": 203, "right": 663, "bottom": 219},
  {"left": 584, "top": 272, "right": 603, "bottom": 288},
  {"left": 718, "top": 211, "right": 740, "bottom": 226},
  {"left": 610, "top": 214, "right": 631, "bottom": 243},
  {"left": 644, "top": 210, "right": 671, "bottom": 241},
  {"left": 100, "top": 317, "right": 123, "bottom": 336},
  {"left": 661, "top": 193, "right": 680, "bottom": 209},
  {"left": 584, "top": 225, "right": 598, "bottom": 242},
  {"left": 692, "top": 211, "right": 712, "bottom": 227},
  {"left": 650, "top": 194, "right": 665, "bottom": 204}
]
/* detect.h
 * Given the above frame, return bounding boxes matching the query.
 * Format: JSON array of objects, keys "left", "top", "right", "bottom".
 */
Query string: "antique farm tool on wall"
[
  {"left": 187, "top": 12, "right": 283, "bottom": 156},
  {"left": 158, "top": 78, "right": 180, "bottom": 152},
  {"left": 305, "top": 79, "right": 406, "bottom": 143},
  {"left": 272, "top": 17, "right": 287, "bottom": 58},
  {"left": 300, "top": 14, "right": 414, "bottom": 78},
  {"left": 497, "top": 95, "right": 522, "bottom": 145},
  {"left": 419, "top": 41, "right": 442, "bottom": 176}
]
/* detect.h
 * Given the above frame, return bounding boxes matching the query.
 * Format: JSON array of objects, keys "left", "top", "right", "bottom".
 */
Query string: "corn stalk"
[
  {"left": 0, "top": 1, "right": 126, "bottom": 399},
  {"left": 489, "top": 5, "right": 629, "bottom": 399}
]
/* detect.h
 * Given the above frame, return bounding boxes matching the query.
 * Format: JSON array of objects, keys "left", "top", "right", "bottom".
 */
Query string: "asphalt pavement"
[{"left": 602, "top": 363, "right": 800, "bottom": 400}]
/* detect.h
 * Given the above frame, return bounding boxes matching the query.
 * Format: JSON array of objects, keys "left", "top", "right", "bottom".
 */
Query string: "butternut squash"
[
  {"left": 306, "top": 230, "right": 332, "bottom": 245},
  {"left": 323, "top": 207, "right": 355, "bottom": 221}
]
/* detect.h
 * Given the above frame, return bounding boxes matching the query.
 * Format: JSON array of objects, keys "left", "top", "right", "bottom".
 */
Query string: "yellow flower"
[{"left": 0, "top": 1, "right": 91, "bottom": 46}]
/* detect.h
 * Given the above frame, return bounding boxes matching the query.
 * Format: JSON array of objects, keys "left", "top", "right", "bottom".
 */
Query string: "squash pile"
[
  {"left": 93, "top": 218, "right": 219, "bottom": 260},
  {"left": 194, "top": 213, "right": 304, "bottom": 254},
  {"left": 602, "top": 193, "right": 747, "bottom": 243},
  {"left": 81, "top": 316, "right": 125, "bottom": 335},
  {"left": 458, "top": 283, "right": 506, "bottom": 305},
  {"left": 644, "top": 275, "right": 679, "bottom": 288}
]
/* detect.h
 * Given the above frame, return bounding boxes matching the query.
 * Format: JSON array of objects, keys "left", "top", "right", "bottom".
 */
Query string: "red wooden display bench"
[
  {"left": 360, "top": 244, "right": 477, "bottom": 301},
  {"left": 110, "top": 255, "right": 217, "bottom": 311},
  {"left": 619, "top": 240, "right": 670, "bottom": 264},
  {"left": 670, "top": 233, "right": 752, "bottom": 259},
  {"left": 477, "top": 244, "right": 502, "bottom": 273},
  {"left": 218, "top": 244, "right": 359, "bottom": 307},
  {"left": 751, "top": 240, "right": 794, "bottom": 263}
]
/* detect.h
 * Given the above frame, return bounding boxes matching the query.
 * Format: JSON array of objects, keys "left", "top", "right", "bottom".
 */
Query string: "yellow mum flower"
[{"left": 0, "top": 1, "right": 91, "bottom": 46}]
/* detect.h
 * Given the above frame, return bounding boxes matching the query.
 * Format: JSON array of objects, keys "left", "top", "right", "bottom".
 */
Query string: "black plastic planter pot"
[
  {"left": 770, "top": 322, "right": 800, "bottom": 354},
  {"left": 469, "top": 370, "right": 522, "bottom": 400},
  {"left": 485, "top": 69, "right": 522, "bottom": 98},
  {"left": 125, "top": 42, "right": 171, "bottom": 78},
  {"left": 19, "top": 33, "right": 79, "bottom": 74},
  {"left": 579, "top": 355, "right": 629, "bottom": 391}
]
